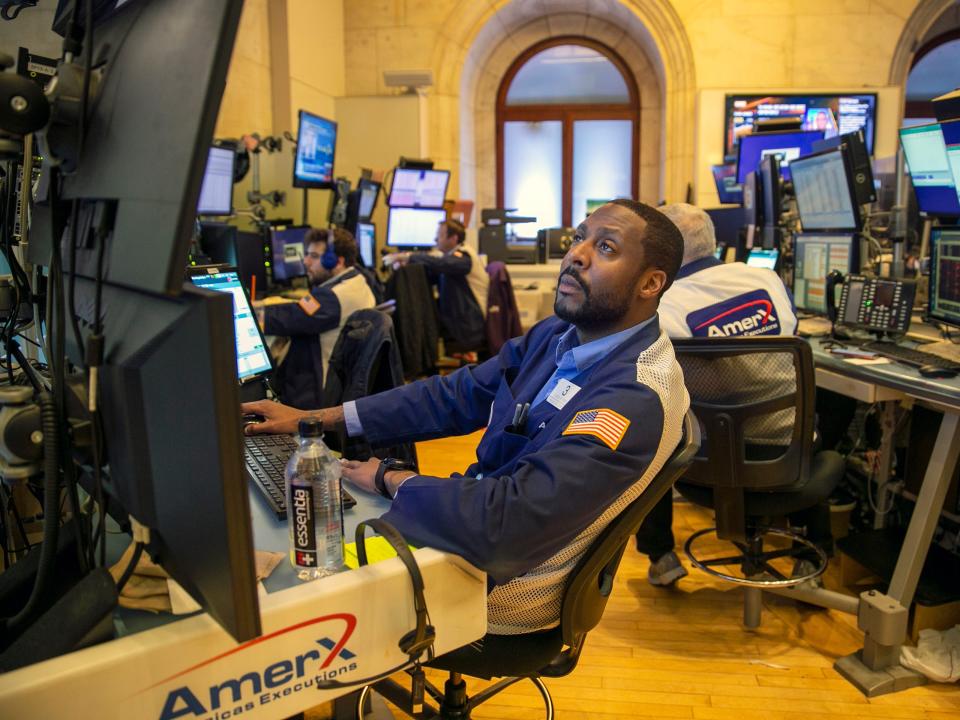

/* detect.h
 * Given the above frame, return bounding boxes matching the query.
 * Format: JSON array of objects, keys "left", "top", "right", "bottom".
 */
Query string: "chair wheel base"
[{"left": 684, "top": 525, "right": 828, "bottom": 588}]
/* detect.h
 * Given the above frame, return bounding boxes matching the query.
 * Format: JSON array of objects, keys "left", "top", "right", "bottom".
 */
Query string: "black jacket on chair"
[
  {"left": 409, "top": 250, "right": 485, "bottom": 354},
  {"left": 386, "top": 264, "right": 440, "bottom": 378},
  {"left": 322, "top": 308, "right": 417, "bottom": 466}
]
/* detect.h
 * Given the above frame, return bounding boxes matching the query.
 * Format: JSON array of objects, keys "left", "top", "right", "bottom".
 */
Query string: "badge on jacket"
[
  {"left": 298, "top": 294, "right": 321, "bottom": 316},
  {"left": 562, "top": 408, "right": 630, "bottom": 450}
]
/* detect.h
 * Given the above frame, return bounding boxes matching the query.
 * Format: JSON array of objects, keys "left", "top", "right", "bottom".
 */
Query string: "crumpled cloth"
[
  {"left": 108, "top": 542, "right": 284, "bottom": 614},
  {"left": 901, "top": 626, "right": 960, "bottom": 683}
]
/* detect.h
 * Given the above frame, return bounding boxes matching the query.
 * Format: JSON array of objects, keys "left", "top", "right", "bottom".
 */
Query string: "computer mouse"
[{"left": 917, "top": 364, "right": 958, "bottom": 380}]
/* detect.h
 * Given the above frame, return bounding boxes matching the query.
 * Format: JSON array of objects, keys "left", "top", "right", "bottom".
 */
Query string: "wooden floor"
[{"left": 395, "top": 431, "right": 960, "bottom": 720}]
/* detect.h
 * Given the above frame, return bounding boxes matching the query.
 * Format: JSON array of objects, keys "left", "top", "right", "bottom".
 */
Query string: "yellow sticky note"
[{"left": 343, "top": 536, "right": 416, "bottom": 570}]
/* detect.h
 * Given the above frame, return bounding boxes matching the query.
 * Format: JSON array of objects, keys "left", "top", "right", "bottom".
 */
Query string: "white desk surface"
[{"left": 0, "top": 486, "right": 487, "bottom": 720}]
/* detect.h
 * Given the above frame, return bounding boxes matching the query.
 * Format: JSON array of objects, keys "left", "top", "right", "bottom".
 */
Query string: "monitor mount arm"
[{"left": 241, "top": 133, "right": 286, "bottom": 220}]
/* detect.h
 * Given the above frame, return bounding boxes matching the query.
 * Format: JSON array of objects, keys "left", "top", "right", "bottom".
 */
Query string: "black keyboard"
[
  {"left": 243, "top": 435, "right": 356, "bottom": 520},
  {"left": 860, "top": 340, "right": 960, "bottom": 371}
]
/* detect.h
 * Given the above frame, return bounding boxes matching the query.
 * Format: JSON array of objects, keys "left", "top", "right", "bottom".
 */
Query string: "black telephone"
[{"left": 834, "top": 274, "right": 916, "bottom": 335}]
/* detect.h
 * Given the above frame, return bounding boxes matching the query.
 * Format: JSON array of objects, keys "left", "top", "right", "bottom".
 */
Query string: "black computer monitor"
[
  {"left": 27, "top": 0, "right": 260, "bottom": 644},
  {"left": 356, "top": 222, "right": 376, "bottom": 268},
  {"left": 812, "top": 129, "right": 876, "bottom": 206},
  {"left": 711, "top": 163, "right": 743, "bottom": 204},
  {"left": 293, "top": 110, "right": 337, "bottom": 189},
  {"left": 742, "top": 170, "right": 763, "bottom": 229},
  {"left": 197, "top": 144, "right": 235, "bottom": 216},
  {"left": 388, "top": 168, "right": 450, "bottom": 208},
  {"left": 745, "top": 247, "right": 779, "bottom": 270},
  {"left": 187, "top": 267, "right": 274, "bottom": 384},
  {"left": 358, "top": 179, "right": 381, "bottom": 219},
  {"left": 386, "top": 207, "right": 445, "bottom": 248},
  {"left": 899, "top": 122, "right": 960, "bottom": 216},
  {"left": 269, "top": 226, "right": 310, "bottom": 283},
  {"left": 705, "top": 206, "right": 745, "bottom": 247},
  {"left": 759, "top": 154, "right": 782, "bottom": 227},
  {"left": 939, "top": 119, "right": 960, "bottom": 210},
  {"left": 724, "top": 93, "right": 878, "bottom": 158},
  {"left": 736, "top": 130, "right": 824, "bottom": 184},
  {"left": 929, "top": 228, "right": 960, "bottom": 329},
  {"left": 790, "top": 147, "right": 862, "bottom": 232},
  {"left": 792, "top": 233, "right": 858, "bottom": 314}
]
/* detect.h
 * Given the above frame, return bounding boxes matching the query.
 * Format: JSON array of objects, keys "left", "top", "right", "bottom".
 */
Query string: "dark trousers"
[{"left": 635, "top": 492, "right": 834, "bottom": 563}]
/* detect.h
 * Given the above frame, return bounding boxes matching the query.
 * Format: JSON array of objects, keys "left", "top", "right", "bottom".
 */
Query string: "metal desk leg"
[
  {"left": 835, "top": 411, "right": 960, "bottom": 696},
  {"left": 872, "top": 402, "right": 897, "bottom": 530}
]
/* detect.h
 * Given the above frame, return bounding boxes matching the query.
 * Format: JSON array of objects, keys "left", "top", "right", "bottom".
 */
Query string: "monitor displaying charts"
[
  {"left": 388, "top": 168, "right": 450, "bottom": 208},
  {"left": 792, "top": 234, "right": 856, "bottom": 314},
  {"left": 386, "top": 207, "right": 446, "bottom": 248}
]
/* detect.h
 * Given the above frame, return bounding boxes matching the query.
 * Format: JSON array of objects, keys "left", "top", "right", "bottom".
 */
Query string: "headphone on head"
[{"left": 321, "top": 228, "right": 339, "bottom": 270}]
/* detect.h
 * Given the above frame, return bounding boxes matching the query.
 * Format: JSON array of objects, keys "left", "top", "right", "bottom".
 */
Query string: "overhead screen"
[
  {"left": 388, "top": 168, "right": 450, "bottom": 208},
  {"left": 900, "top": 123, "right": 960, "bottom": 216},
  {"left": 293, "top": 110, "right": 337, "bottom": 188},
  {"left": 724, "top": 93, "right": 877, "bottom": 158},
  {"left": 790, "top": 149, "right": 860, "bottom": 231}
]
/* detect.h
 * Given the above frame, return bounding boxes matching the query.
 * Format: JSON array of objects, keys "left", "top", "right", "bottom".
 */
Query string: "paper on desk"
[
  {"left": 344, "top": 536, "right": 416, "bottom": 570},
  {"left": 844, "top": 357, "right": 891, "bottom": 366}
]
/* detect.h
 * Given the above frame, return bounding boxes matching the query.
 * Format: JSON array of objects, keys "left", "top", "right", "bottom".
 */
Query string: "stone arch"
[
  {"left": 888, "top": 0, "right": 957, "bottom": 107},
  {"left": 429, "top": 0, "right": 697, "bottom": 213}
]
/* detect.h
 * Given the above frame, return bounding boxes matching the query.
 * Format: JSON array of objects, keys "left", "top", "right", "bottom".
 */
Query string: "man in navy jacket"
[{"left": 245, "top": 200, "right": 689, "bottom": 635}]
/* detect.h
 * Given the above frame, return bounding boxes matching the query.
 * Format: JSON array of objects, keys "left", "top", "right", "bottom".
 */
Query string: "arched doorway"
[
  {"left": 904, "top": 31, "right": 960, "bottom": 121},
  {"left": 495, "top": 38, "right": 640, "bottom": 232}
]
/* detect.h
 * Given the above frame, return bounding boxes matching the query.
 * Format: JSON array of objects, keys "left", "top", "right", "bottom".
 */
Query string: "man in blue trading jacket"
[
  {"left": 262, "top": 227, "right": 375, "bottom": 409},
  {"left": 244, "top": 200, "right": 689, "bottom": 640},
  {"left": 389, "top": 218, "right": 489, "bottom": 358},
  {"left": 634, "top": 203, "right": 833, "bottom": 588}
]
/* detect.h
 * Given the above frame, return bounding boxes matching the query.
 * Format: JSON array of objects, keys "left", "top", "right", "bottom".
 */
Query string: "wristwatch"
[{"left": 374, "top": 458, "right": 417, "bottom": 500}]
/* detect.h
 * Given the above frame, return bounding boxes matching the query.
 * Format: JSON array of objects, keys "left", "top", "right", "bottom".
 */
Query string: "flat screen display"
[
  {"left": 711, "top": 163, "right": 742, "bottom": 204},
  {"left": 790, "top": 149, "right": 860, "bottom": 231},
  {"left": 197, "top": 145, "right": 235, "bottom": 215},
  {"left": 386, "top": 207, "right": 445, "bottom": 248},
  {"left": 900, "top": 123, "right": 960, "bottom": 216},
  {"left": 188, "top": 269, "right": 273, "bottom": 382},
  {"left": 929, "top": 229, "right": 960, "bottom": 329},
  {"left": 388, "top": 168, "right": 450, "bottom": 208},
  {"left": 792, "top": 234, "right": 856, "bottom": 314},
  {"left": 269, "top": 226, "right": 310, "bottom": 282},
  {"left": 736, "top": 130, "right": 824, "bottom": 184},
  {"left": 724, "top": 93, "right": 877, "bottom": 158},
  {"left": 940, "top": 119, "right": 960, "bottom": 209},
  {"left": 293, "top": 110, "right": 337, "bottom": 188},
  {"left": 356, "top": 222, "right": 376, "bottom": 268},
  {"left": 745, "top": 247, "right": 779, "bottom": 270}
]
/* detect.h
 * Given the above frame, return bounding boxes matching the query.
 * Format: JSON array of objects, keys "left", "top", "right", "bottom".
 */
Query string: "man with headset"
[
  {"left": 245, "top": 200, "right": 690, "bottom": 641},
  {"left": 261, "top": 227, "right": 375, "bottom": 409}
]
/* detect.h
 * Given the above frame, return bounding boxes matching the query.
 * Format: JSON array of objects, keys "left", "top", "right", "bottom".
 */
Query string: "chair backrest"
[
  {"left": 671, "top": 336, "right": 816, "bottom": 540},
  {"left": 542, "top": 409, "right": 700, "bottom": 677}
]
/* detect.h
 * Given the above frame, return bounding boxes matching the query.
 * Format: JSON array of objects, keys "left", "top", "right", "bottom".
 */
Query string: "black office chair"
[
  {"left": 357, "top": 409, "right": 700, "bottom": 719},
  {"left": 671, "top": 336, "right": 846, "bottom": 628}
]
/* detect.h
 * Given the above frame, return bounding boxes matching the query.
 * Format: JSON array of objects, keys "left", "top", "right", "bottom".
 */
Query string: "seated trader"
[
  {"left": 392, "top": 218, "right": 489, "bottom": 357},
  {"left": 245, "top": 200, "right": 689, "bottom": 637},
  {"left": 263, "top": 227, "right": 375, "bottom": 409},
  {"left": 634, "top": 203, "right": 834, "bottom": 587}
]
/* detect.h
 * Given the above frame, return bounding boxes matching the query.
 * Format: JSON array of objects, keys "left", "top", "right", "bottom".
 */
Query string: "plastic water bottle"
[{"left": 286, "top": 416, "right": 344, "bottom": 580}]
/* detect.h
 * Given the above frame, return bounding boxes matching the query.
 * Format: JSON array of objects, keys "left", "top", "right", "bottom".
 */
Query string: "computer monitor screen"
[
  {"left": 197, "top": 145, "right": 235, "bottom": 215},
  {"left": 386, "top": 207, "right": 446, "bottom": 248},
  {"left": 746, "top": 247, "right": 779, "bottom": 270},
  {"left": 188, "top": 268, "right": 273, "bottom": 382},
  {"left": 724, "top": 94, "right": 877, "bottom": 158},
  {"left": 711, "top": 164, "right": 743, "bottom": 204},
  {"left": 929, "top": 229, "right": 960, "bottom": 328},
  {"left": 759, "top": 154, "right": 782, "bottom": 229},
  {"left": 714, "top": 247, "right": 724, "bottom": 260},
  {"left": 270, "top": 226, "right": 310, "bottom": 282},
  {"left": 941, "top": 120, "right": 960, "bottom": 208},
  {"left": 736, "top": 130, "right": 824, "bottom": 184},
  {"left": 356, "top": 222, "right": 376, "bottom": 268},
  {"left": 293, "top": 110, "right": 337, "bottom": 189},
  {"left": 388, "top": 168, "right": 450, "bottom": 208},
  {"left": 790, "top": 149, "right": 861, "bottom": 231},
  {"left": 792, "top": 234, "right": 857, "bottom": 314},
  {"left": 358, "top": 180, "right": 381, "bottom": 219},
  {"left": 899, "top": 123, "right": 960, "bottom": 216}
]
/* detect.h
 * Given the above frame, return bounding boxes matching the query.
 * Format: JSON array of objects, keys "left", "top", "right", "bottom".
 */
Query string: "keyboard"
[
  {"left": 859, "top": 340, "right": 960, "bottom": 372},
  {"left": 243, "top": 435, "right": 356, "bottom": 520}
]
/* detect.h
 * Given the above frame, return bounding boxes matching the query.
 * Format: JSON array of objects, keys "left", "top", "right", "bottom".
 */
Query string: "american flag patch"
[{"left": 562, "top": 408, "right": 630, "bottom": 450}]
